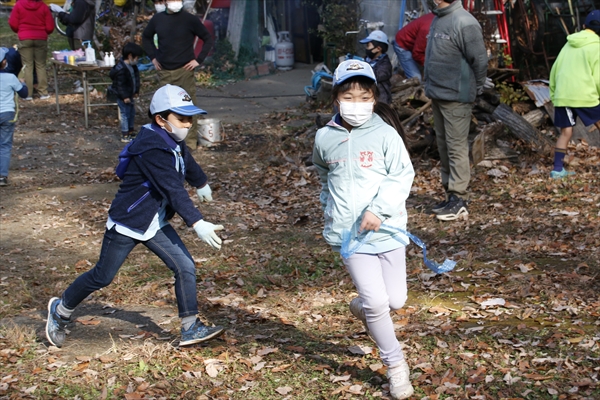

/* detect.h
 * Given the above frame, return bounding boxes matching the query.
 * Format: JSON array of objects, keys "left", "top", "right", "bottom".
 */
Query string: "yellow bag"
[{"left": 114, "top": 0, "right": 127, "bottom": 7}]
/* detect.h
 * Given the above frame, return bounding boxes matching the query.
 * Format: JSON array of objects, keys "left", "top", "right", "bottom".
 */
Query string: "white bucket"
[{"left": 198, "top": 118, "right": 224, "bottom": 147}]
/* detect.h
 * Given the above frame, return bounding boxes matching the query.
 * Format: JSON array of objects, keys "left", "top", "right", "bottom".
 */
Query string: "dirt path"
[{"left": 0, "top": 95, "right": 318, "bottom": 360}]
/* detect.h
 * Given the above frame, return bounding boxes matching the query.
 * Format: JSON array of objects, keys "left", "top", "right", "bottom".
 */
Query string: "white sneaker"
[
  {"left": 23, "top": 97, "right": 33, "bottom": 101},
  {"left": 387, "top": 360, "right": 414, "bottom": 399},
  {"left": 39, "top": 95, "right": 51, "bottom": 100}
]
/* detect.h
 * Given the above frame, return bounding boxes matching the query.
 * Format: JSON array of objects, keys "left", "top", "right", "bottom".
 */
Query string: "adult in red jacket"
[
  {"left": 393, "top": 13, "right": 435, "bottom": 81},
  {"left": 9, "top": 0, "right": 54, "bottom": 100}
]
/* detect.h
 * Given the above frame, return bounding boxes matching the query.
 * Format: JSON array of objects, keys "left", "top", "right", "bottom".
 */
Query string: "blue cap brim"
[
  {"left": 359, "top": 38, "right": 371, "bottom": 43},
  {"left": 335, "top": 72, "right": 377, "bottom": 86},
  {"left": 170, "top": 105, "right": 207, "bottom": 116}
]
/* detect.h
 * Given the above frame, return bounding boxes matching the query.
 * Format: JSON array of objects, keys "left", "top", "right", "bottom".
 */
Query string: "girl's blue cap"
[{"left": 333, "top": 60, "right": 377, "bottom": 86}]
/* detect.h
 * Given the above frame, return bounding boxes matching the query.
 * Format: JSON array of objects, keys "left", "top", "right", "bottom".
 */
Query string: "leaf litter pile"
[{"left": 0, "top": 99, "right": 599, "bottom": 400}]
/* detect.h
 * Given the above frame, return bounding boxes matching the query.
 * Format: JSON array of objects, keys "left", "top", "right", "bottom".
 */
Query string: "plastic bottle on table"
[{"left": 109, "top": 52, "right": 115, "bottom": 67}]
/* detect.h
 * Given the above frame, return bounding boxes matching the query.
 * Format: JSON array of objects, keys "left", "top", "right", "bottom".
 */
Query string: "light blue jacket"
[
  {"left": 0, "top": 72, "right": 26, "bottom": 114},
  {"left": 312, "top": 113, "right": 414, "bottom": 250}
]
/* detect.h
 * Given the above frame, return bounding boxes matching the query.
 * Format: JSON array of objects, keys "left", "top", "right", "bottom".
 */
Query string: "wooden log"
[
  {"left": 391, "top": 76, "right": 421, "bottom": 93},
  {"left": 491, "top": 103, "right": 554, "bottom": 155},
  {"left": 470, "top": 121, "right": 505, "bottom": 165},
  {"left": 474, "top": 97, "right": 496, "bottom": 114},
  {"left": 522, "top": 109, "right": 546, "bottom": 128},
  {"left": 391, "top": 86, "right": 419, "bottom": 104},
  {"left": 392, "top": 105, "right": 416, "bottom": 120},
  {"left": 407, "top": 126, "right": 436, "bottom": 154},
  {"left": 402, "top": 100, "right": 432, "bottom": 126}
]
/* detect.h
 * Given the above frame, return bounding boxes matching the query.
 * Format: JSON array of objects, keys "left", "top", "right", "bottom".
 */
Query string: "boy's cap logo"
[
  {"left": 181, "top": 94, "right": 192, "bottom": 103},
  {"left": 346, "top": 62, "right": 365, "bottom": 71}
]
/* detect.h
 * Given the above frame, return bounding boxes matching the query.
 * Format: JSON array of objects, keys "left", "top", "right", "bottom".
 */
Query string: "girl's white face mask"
[
  {"left": 155, "top": 3, "right": 166, "bottom": 12},
  {"left": 339, "top": 101, "right": 374, "bottom": 127},
  {"left": 166, "top": 1, "right": 183, "bottom": 13},
  {"left": 160, "top": 117, "right": 189, "bottom": 142}
]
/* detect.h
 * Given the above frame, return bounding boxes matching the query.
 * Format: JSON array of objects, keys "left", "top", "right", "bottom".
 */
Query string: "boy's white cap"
[
  {"left": 359, "top": 30, "right": 388, "bottom": 44},
  {"left": 150, "top": 84, "right": 207, "bottom": 116},
  {"left": 0, "top": 47, "right": 8, "bottom": 63},
  {"left": 333, "top": 60, "right": 377, "bottom": 86}
]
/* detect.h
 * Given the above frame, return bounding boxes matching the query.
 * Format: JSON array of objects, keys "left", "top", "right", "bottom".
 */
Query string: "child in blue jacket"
[
  {"left": 360, "top": 30, "right": 393, "bottom": 104},
  {"left": 46, "top": 84, "right": 225, "bottom": 348},
  {"left": 0, "top": 47, "right": 29, "bottom": 186},
  {"left": 109, "top": 42, "right": 143, "bottom": 143}
]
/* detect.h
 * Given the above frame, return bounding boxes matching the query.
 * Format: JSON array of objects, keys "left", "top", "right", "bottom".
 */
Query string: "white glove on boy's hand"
[
  {"left": 196, "top": 185, "right": 213, "bottom": 202},
  {"left": 49, "top": 4, "right": 64, "bottom": 12},
  {"left": 193, "top": 220, "right": 224, "bottom": 250}
]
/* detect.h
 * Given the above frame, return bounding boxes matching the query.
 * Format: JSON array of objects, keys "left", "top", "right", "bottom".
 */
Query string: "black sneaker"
[
  {"left": 431, "top": 198, "right": 448, "bottom": 214},
  {"left": 120, "top": 134, "right": 132, "bottom": 143},
  {"left": 0, "top": 176, "right": 7, "bottom": 186},
  {"left": 179, "top": 318, "right": 224, "bottom": 346},
  {"left": 435, "top": 195, "right": 468, "bottom": 221},
  {"left": 46, "top": 297, "right": 70, "bottom": 347}
]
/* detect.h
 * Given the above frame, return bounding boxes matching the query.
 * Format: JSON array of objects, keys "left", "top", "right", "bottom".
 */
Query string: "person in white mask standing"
[
  {"left": 312, "top": 60, "right": 415, "bottom": 400},
  {"left": 46, "top": 84, "right": 226, "bottom": 349},
  {"left": 142, "top": 0, "right": 214, "bottom": 150}
]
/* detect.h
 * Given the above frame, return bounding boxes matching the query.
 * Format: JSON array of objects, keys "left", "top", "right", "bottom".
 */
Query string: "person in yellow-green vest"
[{"left": 549, "top": 10, "right": 600, "bottom": 179}]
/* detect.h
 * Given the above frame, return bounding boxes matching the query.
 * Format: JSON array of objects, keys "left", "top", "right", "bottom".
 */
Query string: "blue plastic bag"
[{"left": 340, "top": 223, "right": 456, "bottom": 274}]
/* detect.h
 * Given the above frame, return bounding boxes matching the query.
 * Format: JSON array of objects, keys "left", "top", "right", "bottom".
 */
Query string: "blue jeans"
[
  {"left": 117, "top": 99, "right": 135, "bottom": 133},
  {"left": 392, "top": 41, "right": 422, "bottom": 81},
  {"left": 0, "top": 112, "right": 16, "bottom": 177},
  {"left": 62, "top": 225, "right": 199, "bottom": 318}
]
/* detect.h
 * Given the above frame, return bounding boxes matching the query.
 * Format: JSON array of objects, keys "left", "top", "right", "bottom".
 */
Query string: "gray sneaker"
[
  {"left": 431, "top": 198, "right": 449, "bottom": 214},
  {"left": 179, "top": 318, "right": 224, "bottom": 346},
  {"left": 435, "top": 195, "right": 468, "bottom": 221},
  {"left": 45, "top": 297, "right": 70, "bottom": 347}
]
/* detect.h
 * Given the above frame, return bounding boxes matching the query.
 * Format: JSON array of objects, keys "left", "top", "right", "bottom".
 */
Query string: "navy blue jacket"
[
  {"left": 108, "top": 124, "right": 208, "bottom": 233},
  {"left": 368, "top": 53, "right": 392, "bottom": 104},
  {"left": 109, "top": 59, "right": 140, "bottom": 100}
]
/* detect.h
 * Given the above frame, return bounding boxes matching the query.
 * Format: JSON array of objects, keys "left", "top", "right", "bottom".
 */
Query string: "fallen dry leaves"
[{"left": 0, "top": 105, "right": 599, "bottom": 399}]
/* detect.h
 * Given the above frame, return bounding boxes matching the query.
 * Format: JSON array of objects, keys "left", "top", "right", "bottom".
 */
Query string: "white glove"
[
  {"left": 49, "top": 3, "right": 64, "bottom": 12},
  {"left": 193, "top": 220, "right": 224, "bottom": 250},
  {"left": 196, "top": 185, "right": 213, "bottom": 202},
  {"left": 483, "top": 77, "right": 495, "bottom": 89}
]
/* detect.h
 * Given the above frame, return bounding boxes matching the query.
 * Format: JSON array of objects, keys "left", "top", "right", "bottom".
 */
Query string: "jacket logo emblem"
[{"left": 359, "top": 151, "right": 374, "bottom": 168}]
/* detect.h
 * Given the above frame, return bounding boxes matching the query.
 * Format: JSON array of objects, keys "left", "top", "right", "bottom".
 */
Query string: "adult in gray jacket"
[{"left": 423, "top": 0, "right": 487, "bottom": 221}]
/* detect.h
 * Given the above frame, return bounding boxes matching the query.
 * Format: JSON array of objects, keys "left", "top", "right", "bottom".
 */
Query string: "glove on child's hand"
[
  {"left": 196, "top": 185, "right": 213, "bottom": 202},
  {"left": 193, "top": 220, "right": 224, "bottom": 250}
]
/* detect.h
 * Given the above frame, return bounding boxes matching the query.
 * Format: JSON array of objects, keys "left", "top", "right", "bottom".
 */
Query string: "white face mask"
[
  {"left": 161, "top": 117, "right": 189, "bottom": 142},
  {"left": 155, "top": 3, "right": 166, "bottom": 12},
  {"left": 339, "top": 101, "right": 374, "bottom": 127},
  {"left": 166, "top": 1, "right": 183, "bottom": 12}
]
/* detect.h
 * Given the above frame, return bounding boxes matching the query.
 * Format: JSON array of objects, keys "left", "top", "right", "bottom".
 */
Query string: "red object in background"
[
  {"left": 210, "top": 0, "right": 230, "bottom": 7},
  {"left": 194, "top": 18, "right": 215, "bottom": 58}
]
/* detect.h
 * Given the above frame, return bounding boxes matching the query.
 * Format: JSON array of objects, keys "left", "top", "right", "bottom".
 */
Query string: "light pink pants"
[{"left": 343, "top": 246, "right": 408, "bottom": 366}]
